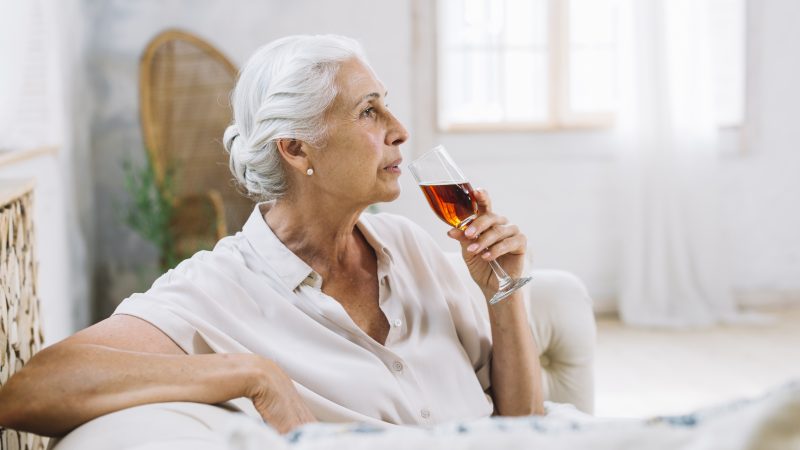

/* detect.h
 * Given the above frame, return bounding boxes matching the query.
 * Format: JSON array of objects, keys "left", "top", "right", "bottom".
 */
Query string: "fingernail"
[
  {"left": 465, "top": 226, "right": 476, "bottom": 237},
  {"left": 467, "top": 243, "right": 479, "bottom": 252},
  {"left": 482, "top": 251, "right": 491, "bottom": 259}
]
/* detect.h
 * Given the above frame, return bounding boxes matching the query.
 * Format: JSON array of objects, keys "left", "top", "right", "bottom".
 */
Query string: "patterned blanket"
[{"left": 225, "top": 382, "right": 800, "bottom": 450}]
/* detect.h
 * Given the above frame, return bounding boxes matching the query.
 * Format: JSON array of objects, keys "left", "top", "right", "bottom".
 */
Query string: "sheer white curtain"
[
  {"left": 614, "top": 0, "right": 741, "bottom": 327},
  {"left": 0, "top": 0, "right": 91, "bottom": 343}
]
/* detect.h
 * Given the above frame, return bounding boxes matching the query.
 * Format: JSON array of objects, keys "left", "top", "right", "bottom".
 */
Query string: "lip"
[{"left": 383, "top": 158, "right": 403, "bottom": 174}]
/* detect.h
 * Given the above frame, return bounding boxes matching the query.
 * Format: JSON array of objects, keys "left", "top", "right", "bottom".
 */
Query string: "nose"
[{"left": 385, "top": 111, "right": 409, "bottom": 147}]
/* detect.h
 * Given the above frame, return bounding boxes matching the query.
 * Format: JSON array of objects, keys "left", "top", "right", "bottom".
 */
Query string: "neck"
[{"left": 264, "top": 194, "right": 367, "bottom": 269}]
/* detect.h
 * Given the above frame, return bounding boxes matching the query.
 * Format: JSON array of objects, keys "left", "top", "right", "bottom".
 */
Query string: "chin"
[
  {"left": 374, "top": 185, "right": 401, "bottom": 204},
  {"left": 387, "top": 183, "right": 402, "bottom": 201}
]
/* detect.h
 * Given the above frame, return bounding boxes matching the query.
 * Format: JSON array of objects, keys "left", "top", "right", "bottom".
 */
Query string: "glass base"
[{"left": 489, "top": 276, "right": 532, "bottom": 305}]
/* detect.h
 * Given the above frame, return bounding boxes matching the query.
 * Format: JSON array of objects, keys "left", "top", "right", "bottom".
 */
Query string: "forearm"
[
  {"left": 0, "top": 344, "right": 257, "bottom": 437},
  {"left": 487, "top": 291, "right": 545, "bottom": 416}
]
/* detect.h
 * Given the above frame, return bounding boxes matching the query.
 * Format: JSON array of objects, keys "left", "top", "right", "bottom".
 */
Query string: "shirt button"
[
  {"left": 393, "top": 319, "right": 402, "bottom": 327},
  {"left": 420, "top": 408, "right": 431, "bottom": 419},
  {"left": 392, "top": 361, "right": 404, "bottom": 372}
]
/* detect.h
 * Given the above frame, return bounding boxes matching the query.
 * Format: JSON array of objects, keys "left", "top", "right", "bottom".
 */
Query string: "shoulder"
[
  {"left": 360, "top": 211, "right": 448, "bottom": 261},
  {"left": 151, "top": 233, "right": 252, "bottom": 288},
  {"left": 123, "top": 232, "right": 263, "bottom": 316},
  {"left": 360, "top": 212, "right": 436, "bottom": 245},
  {"left": 360, "top": 212, "right": 454, "bottom": 269}
]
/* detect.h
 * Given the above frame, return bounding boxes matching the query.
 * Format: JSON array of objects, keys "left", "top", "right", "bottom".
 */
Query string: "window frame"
[{"left": 436, "top": 0, "right": 616, "bottom": 133}]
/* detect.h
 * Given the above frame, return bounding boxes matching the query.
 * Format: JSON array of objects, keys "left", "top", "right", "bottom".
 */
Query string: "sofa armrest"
[
  {"left": 524, "top": 269, "right": 596, "bottom": 414},
  {"left": 444, "top": 253, "right": 596, "bottom": 414}
]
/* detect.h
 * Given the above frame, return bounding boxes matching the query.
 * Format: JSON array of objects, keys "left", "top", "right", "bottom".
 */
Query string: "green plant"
[{"left": 121, "top": 153, "right": 178, "bottom": 272}]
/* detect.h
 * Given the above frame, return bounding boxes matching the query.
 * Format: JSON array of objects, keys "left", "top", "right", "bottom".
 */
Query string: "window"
[{"left": 437, "top": 0, "right": 745, "bottom": 131}]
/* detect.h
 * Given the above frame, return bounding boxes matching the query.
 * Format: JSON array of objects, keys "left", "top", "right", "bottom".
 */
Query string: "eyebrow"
[{"left": 353, "top": 91, "right": 388, "bottom": 109}]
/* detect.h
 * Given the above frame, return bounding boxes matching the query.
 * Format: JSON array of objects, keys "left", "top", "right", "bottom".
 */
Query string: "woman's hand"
[
  {"left": 447, "top": 188, "right": 528, "bottom": 299},
  {"left": 246, "top": 357, "right": 317, "bottom": 434}
]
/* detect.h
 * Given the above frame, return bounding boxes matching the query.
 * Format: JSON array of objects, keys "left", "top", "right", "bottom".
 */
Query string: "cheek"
[
  {"left": 353, "top": 119, "right": 383, "bottom": 147},
  {"left": 322, "top": 124, "right": 385, "bottom": 184},
  {"left": 328, "top": 154, "right": 375, "bottom": 187},
  {"left": 348, "top": 133, "right": 384, "bottom": 170}
]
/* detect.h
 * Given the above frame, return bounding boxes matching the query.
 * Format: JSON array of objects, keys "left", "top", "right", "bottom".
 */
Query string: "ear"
[{"left": 275, "top": 139, "right": 311, "bottom": 174}]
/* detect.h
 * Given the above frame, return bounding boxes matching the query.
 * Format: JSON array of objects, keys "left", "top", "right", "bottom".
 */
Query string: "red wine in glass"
[
  {"left": 408, "top": 145, "right": 531, "bottom": 305},
  {"left": 419, "top": 182, "right": 478, "bottom": 230}
]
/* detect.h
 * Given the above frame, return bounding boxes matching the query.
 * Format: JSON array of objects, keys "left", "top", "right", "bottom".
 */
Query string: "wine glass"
[{"left": 408, "top": 145, "right": 531, "bottom": 304}]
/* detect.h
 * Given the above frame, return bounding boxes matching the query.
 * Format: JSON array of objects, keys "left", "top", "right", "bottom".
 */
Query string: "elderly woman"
[{"left": 0, "top": 34, "right": 543, "bottom": 437}]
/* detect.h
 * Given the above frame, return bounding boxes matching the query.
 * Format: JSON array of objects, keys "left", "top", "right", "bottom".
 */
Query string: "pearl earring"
[{"left": 306, "top": 168, "right": 314, "bottom": 176}]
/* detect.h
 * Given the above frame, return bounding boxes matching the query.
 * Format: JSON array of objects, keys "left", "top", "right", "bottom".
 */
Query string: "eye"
[{"left": 360, "top": 106, "right": 377, "bottom": 119}]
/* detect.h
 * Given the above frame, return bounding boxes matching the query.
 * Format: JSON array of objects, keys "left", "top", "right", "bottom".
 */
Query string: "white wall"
[
  {"left": 87, "top": 0, "right": 800, "bottom": 317},
  {"left": 722, "top": 0, "right": 800, "bottom": 304}
]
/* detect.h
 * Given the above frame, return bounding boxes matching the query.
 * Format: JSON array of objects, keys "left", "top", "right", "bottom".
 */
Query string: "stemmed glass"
[{"left": 408, "top": 145, "right": 531, "bottom": 304}]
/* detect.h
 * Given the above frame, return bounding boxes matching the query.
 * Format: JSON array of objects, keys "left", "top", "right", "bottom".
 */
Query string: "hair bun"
[
  {"left": 223, "top": 123, "right": 241, "bottom": 155},
  {"left": 223, "top": 123, "right": 251, "bottom": 190}
]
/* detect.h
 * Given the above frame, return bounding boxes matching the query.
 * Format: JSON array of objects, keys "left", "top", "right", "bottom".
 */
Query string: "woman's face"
[{"left": 304, "top": 58, "right": 409, "bottom": 208}]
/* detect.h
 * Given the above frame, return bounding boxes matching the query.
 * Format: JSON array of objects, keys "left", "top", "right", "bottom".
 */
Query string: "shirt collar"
[
  {"left": 242, "top": 202, "right": 314, "bottom": 290},
  {"left": 241, "top": 202, "right": 394, "bottom": 291},
  {"left": 356, "top": 213, "right": 395, "bottom": 269}
]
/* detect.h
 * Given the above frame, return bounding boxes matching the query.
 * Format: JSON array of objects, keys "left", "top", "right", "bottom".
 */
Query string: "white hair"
[{"left": 223, "top": 35, "right": 368, "bottom": 200}]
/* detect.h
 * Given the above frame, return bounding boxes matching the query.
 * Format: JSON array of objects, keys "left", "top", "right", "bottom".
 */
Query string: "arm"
[
  {"left": 0, "top": 315, "right": 315, "bottom": 436},
  {"left": 447, "top": 189, "right": 545, "bottom": 416},
  {"left": 486, "top": 290, "right": 545, "bottom": 415}
]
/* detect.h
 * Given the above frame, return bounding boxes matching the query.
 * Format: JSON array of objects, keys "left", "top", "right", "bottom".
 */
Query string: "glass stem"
[{"left": 488, "top": 260, "right": 513, "bottom": 290}]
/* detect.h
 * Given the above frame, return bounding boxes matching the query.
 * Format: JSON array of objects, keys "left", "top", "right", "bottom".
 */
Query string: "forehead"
[{"left": 333, "top": 58, "right": 385, "bottom": 105}]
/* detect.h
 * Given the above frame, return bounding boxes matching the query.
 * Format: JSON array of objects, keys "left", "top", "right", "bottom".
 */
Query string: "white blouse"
[{"left": 114, "top": 202, "right": 494, "bottom": 426}]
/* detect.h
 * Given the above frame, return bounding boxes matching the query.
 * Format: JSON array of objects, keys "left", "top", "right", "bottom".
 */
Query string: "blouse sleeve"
[{"left": 113, "top": 250, "right": 261, "bottom": 355}]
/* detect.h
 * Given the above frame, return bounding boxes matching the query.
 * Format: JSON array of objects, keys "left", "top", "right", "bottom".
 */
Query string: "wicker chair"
[{"left": 139, "top": 29, "right": 252, "bottom": 260}]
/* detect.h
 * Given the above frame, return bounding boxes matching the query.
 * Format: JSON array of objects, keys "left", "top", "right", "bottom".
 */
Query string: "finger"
[
  {"left": 466, "top": 223, "right": 519, "bottom": 254},
  {"left": 447, "top": 228, "right": 470, "bottom": 243},
  {"left": 463, "top": 213, "right": 509, "bottom": 239},
  {"left": 481, "top": 234, "right": 527, "bottom": 261},
  {"left": 473, "top": 187, "right": 492, "bottom": 215}
]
